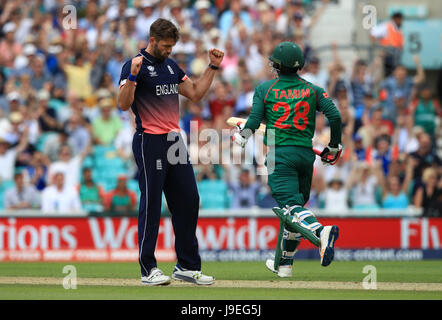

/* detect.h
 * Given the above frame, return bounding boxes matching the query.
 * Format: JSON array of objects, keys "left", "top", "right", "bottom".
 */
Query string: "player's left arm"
[
  {"left": 316, "top": 87, "right": 343, "bottom": 164},
  {"left": 178, "top": 48, "right": 224, "bottom": 103},
  {"left": 232, "top": 87, "right": 265, "bottom": 147}
]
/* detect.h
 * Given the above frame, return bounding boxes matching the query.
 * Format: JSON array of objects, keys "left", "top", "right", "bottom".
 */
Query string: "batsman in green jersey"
[{"left": 232, "top": 42, "right": 343, "bottom": 277}]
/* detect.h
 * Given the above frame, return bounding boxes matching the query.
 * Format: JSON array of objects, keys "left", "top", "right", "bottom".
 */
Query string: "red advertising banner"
[{"left": 0, "top": 217, "right": 441, "bottom": 261}]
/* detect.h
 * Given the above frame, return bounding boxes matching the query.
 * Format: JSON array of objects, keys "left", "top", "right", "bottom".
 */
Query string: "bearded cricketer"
[{"left": 118, "top": 18, "right": 224, "bottom": 286}]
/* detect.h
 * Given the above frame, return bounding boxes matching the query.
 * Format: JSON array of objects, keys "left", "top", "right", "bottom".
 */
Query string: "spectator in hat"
[
  {"left": 4, "top": 170, "right": 40, "bottom": 210},
  {"left": 104, "top": 175, "right": 137, "bottom": 213},
  {"left": 6, "top": 91, "right": 21, "bottom": 115},
  {"left": 92, "top": 98, "right": 122, "bottom": 145},
  {"left": 3, "top": 111, "right": 25, "bottom": 145},
  {"left": 174, "top": 27, "right": 197, "bottom": 57},
  {"left": 136, "top": 0, "right": 160, "bottom": 40},
  {"left": 192, "top": 0, "right": 212, "bottom": 32},
  {"left": 41, "top": 171, "right": 82, "bottom": 213},
  {"left": 35, "top": 89, "right": 61, "bottom": 133}
]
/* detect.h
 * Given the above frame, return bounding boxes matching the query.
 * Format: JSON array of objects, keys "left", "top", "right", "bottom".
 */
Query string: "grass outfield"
[{"left": 0, "top": 260, "right": 441, "bottom": 299}]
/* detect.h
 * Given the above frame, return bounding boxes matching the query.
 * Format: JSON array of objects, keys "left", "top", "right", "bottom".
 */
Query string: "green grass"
[
  {"left": 0, "top": 261, "right": 441, "bottom": 299},
  {"left": 0, "top": 284, "right": 440, "bottom": 300},
  {"left": 0, "top": 261, "right": 441, "bottom": 283}
]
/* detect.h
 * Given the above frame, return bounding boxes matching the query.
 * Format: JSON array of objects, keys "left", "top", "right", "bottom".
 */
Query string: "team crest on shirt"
[
  {"left": 147, "top": 65, "right": 158, "bottom": 77},
  {"left": 167, "top": 65, "right": 174, "bottom": 74}
]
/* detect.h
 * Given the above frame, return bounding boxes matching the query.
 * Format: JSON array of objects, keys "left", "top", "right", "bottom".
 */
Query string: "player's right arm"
[{"left": 118, "top": 56, "right": 143, "bottom": 111}]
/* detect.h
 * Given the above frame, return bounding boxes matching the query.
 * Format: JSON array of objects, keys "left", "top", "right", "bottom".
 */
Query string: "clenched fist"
[
  {"left": 131, "top": 56, "right": 143, "bottom": 76},
  {"left": 208, "top": 48, "right": 224, "bottom": 67}
]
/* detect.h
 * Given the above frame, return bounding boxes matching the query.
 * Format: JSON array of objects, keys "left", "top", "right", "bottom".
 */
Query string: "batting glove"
[
  {"left": 320, "top": 143, "right": 343, "bottom": 166},
  {"left": 232, "top": 122, "right": 248, "bottom": 148}
]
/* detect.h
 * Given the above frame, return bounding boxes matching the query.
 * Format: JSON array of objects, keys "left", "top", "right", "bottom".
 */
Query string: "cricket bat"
[{"left": 226, "top": 116, "right": 325, "bottom": 157}]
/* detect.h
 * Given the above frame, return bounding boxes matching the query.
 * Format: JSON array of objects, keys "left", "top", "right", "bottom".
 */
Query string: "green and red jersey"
[{"left": 244, "top": 74, "right": 342, "bottom": 147}]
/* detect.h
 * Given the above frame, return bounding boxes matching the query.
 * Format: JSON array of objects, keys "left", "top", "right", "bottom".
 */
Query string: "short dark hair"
[
  {"left": 391, "top": 11, "right": 403, "bottom": 19},
  {"left": 149, "top": 18, "right": 180, "bottom": 42}
]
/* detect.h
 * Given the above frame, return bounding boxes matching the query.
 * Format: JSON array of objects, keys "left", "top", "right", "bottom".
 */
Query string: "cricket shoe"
[
  {"left": 319, "top": 225, "right": 339, "bottom": 267},
  {"left": 172, "top": 264, "right": 215, "bottom": 285},
  {"left": 265, "top": 259, "right": 292, "bottom": 278},
  {"left": 141, "top": 268, "right": 171, "bottom": 286}
]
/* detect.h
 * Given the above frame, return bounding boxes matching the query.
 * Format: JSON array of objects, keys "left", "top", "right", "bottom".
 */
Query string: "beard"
[{"left": 153, "top": 43, "right": 167, "bottom": 62}]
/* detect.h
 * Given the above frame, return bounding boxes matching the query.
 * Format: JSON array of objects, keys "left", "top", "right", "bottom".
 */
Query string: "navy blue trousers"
[{"left": 132, "top": 132, "right": 201, "bottom": 277}]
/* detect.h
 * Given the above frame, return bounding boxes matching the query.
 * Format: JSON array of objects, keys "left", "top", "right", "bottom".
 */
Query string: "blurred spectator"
[
  {"left": 408, "top": 83, "right": 441, "bottom": 139},
  {"left": 36, "top": 89, "right": 62, "bottom": 133},
  {"left": 48, "top": 143, "right": 86, "bottom": 191},
  {"left": 220, "top": 40, "right": 239, "bottom": 83},
  {"left": 208, "top": 82, "right": 235, "bottom": 122},
  {"left": 302, "top": 56, "right": 328, "bottom": 89},
  {"left": 28, "top": 55, "right": 52, "bottom": 91},
  {"left": 370, "top": 11, "right": 404, "bottom": 76},
  {"left": 347, "top": 162, "right": 381, "bottom": 210},
  {"left": 182, "top": 101, "right": 203, "bottom": 135},
  {"left": 4, "top": 171, "right": 40, "bottom": 210},
  {"left": 25, "top": 151, "right": 49, "bottom": 191},
  {"left": 196, "top": 163, "right": 218, "bottom": 182},
  {"left": 136, "top": 0, "right": 160, "bottom": 41},
  {"left": 41, "top": 171, "right": 82, "bottom": 213},
  {"left": 104, "top": 175, "right": 137, "bottom": 213},
  {"left": 409, "top": 133, "right": 441, "bottom": 181},
  {"left": 234, "top": 76, "right": 254, "bottom": 115},
  {"left": 413, "top": 167, "right": 442, "bottom": 217},
  {"left": 0, "top": 22, "right": 22, "bottom": 68},
  {"left": 229, "top": 168, "right": 261, "bottom": 209},
  {"left": 0, "top": 130, "right": 28, "bottom": 182},
  {"left": 79, "top": 167, "right": 105, "bottom": 212},
  {"left": 378, "top": 56, "right": 425, "bottom": 123},
  {"left": 379, "top": 159, "right": 413, "bottom": 209},
  {"left": 60, "top": 51, "right": 93, "bottom": 100},
  {"left": 92, "top": 98, "right": 122, "bottom": 145},
  {"left": 64, "top": 113, "right": 91, "bottom": 156},
  {"left": 357, "top": 107, "right": 394, "bottom": 148},
  {"left": 219, "top": 0, "right": 253, "bottom": 38},
  {"left": 322, "top": 178, "right": 349, "bottom": 212}
]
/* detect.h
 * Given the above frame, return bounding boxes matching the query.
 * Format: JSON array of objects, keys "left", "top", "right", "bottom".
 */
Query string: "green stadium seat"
[{"left": 198, "top": 180, "right": 229, "bottom": 209}]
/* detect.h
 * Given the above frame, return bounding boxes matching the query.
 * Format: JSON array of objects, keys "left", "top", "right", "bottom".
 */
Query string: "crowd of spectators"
[{"left": 0, "top": 0, "right": 440, "bottom": 216}]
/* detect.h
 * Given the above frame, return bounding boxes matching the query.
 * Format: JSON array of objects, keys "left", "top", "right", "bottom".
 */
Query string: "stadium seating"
[{"left": 197, "top": 179, "right": 230, "bottom": 209}]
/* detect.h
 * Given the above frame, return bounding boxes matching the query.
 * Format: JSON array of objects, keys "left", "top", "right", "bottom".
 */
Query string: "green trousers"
[
  {"left": 267, "top": 145, "right": 315, "bottom": 208},
  {"left": 266, "top": 145, "right": 320, "bottom": 268}
]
